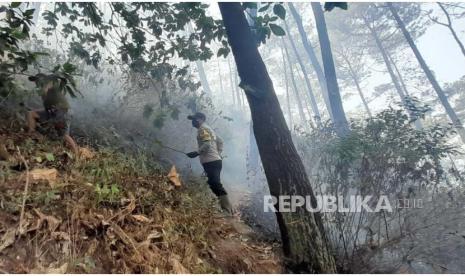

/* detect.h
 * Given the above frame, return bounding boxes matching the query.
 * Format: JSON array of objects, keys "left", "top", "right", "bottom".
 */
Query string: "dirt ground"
[{"left": 0, "top": 110, "right": 283, "bottom": 273}]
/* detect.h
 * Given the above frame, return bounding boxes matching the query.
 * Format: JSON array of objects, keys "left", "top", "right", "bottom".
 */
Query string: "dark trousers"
[{"left": 202, "top": 160, "right": 227, "bottom": 197}]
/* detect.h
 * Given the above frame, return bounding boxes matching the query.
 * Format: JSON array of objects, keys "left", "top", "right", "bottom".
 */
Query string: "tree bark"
[
  {"left": 227, "top": 57, "right": 236, "bottom": 106},
  {"left": 311, "top": 2, "right": 350, "bottom": 137},
  {"left": 219, "top": 3, "right": 336, "bottom": 272},
  {"left": 284, "top": 21, "right": 322, "bottom": 124},
  {"left": 248, "top": 121, "right": 260, "bottom": 172},
  {"left": 233, "top": 68, "right": 242, "bottom": 107},
  {"left": 217, "top": 59, "right": 225, "bottom": 101},
  {"left": 288, "top": 3, "right": 333, "bottom": 121},
  {"left": 281, "top": 43, "right": 293, "bottom": 129},
  {"left": 388, "top": 3, "right": 465, "bottom": 142}
]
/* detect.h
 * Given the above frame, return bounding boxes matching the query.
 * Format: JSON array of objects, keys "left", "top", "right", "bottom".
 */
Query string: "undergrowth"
[{"left": 0, "top": 110, "right": 282, "bottom": 273}]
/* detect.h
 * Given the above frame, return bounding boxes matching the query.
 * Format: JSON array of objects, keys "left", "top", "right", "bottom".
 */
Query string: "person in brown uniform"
[
  {"left": 26, "top": 74, "right": 79, "bottom": 156},
  {"left": 186, "top": 112, "right": 233, "bottom": 215}
]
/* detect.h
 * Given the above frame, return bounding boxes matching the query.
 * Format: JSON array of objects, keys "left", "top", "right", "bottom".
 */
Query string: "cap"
[{"left": 187, "top": 112, "right": 206, "bottom": 121}]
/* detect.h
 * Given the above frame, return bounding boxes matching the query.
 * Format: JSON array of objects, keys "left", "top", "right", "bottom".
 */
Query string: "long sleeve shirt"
[{"left": 197, "top": 123, "right": 223, "bottom": 164}]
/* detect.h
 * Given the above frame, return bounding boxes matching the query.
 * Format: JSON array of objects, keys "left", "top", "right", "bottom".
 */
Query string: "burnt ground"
[{"left": 0, "top": 109, "right": 283, "bottom": 273}]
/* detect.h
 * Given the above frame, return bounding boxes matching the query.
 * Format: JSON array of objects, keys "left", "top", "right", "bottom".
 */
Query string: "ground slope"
[{"left": 0, "top": 111, "right": 282, "bottom": 273}]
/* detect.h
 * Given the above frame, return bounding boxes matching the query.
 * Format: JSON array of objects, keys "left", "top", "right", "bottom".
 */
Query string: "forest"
[{"left": 1, "top": 1, "right": 465, "bottom": 274}]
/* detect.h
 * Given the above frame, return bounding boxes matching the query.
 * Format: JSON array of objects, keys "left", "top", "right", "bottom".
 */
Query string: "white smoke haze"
[{"left": 8, "top": 1, "right": 465, "bottom": 272}]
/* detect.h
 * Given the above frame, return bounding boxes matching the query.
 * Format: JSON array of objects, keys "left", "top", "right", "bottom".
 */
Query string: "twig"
[{"left": 17, "top": 146, "right": 30, "bottom": 235}]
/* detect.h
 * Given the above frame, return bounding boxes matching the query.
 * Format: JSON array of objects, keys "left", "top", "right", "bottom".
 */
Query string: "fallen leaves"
[
  {"left": 131, "top": 214, "right": 151, "bottom": 223},
  {"left": 0, "top": 144, "right": 11, "bottom": 161},
  {"left": 167, "top": 165, "right": 182, "bottom": 187},
  {"left": 31, "top": 262, "right": 68, "bottom": 274},
  {"left": 45, "top": 153, "right": 55, "bottom": 161},
  {"left": 29, "top": 168, "right": 58, "bottom": 185},
  {"left": 146, "top": 229, "right": 163, "bottom": 242},
  {"left": 109, "top": 193, "right": 136, "bottom": 222},
  {"left": 169, "top": 254, "right": 189, "bottom": 273},
  {"left": 0, "top": 229, "right": 16, "bottom": 252},
  {"left": 79, "top": 147, "right": 95, "bottom": 160},
  {"left": 31, "top": 208, "right": 61, "bottom": 233},
  {"left": 0, "top": 123, "right": 283, "bottom": 274}
]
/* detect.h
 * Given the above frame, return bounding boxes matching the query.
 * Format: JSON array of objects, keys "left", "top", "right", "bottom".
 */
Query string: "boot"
[{"left": 218, "top": 195, "right": 233, "bottom": 215}]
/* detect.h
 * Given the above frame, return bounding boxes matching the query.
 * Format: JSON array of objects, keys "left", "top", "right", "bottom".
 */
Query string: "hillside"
[{"left": 0, "top": 110, "right": 282, "bottom": 273}]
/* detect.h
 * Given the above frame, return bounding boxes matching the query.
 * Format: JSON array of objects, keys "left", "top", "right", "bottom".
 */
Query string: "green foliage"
[
  {"left": 34, "top": 189, "right": 59, "bottom": 205},
  {"left": 142, "top": 103, "right": 183, "bottom": 129},
  {"left": 45, "top": 152, "right": 55, "bottom": 161},
  {"left": 297, "top": 103, "right": 464, "bottom": 267},
  {"left": 170, "top": 105, "right": 180, "bottom": 120},
  {"left": 94, "top": 183, "right": 121, "bottom": 205},
  {"left": 0, "top": 4, "right": 81, "bottom": 99},
  {"left": 40, "top": 3, "right": 229, "bottom": 76},
  {"left": 72, "top": 256, "right": 96, "bottom": 273},
  {"left": 324, "top": 2, "right": 348, "bottom": 12},
  {"left": 273, "top": 4, "right": 286, "bottom": 20},
  {"left": 445, "top": 76, "right": 465, "bottom": 122},
  {"left": 143, "top": 104, "right": 154, "bottom": 119},
  {"left": 75, "top": 149, "right": 154, "bottom": 206},
  {"left": 0, "top": 3, "right": 35, "bottom": 97},
  {"left": 29, "top": 69, "right": 81, "bottom": 98},
  {"left": 152, "top": 112, "right": 166, "bottom": 129},
  {"left": 303, "top": 104, "right": 460, "bottom": 197},
  {"left": 2, "top": 1, "right": 290, "bottom": 119},
  {"left": 269, "top": 23, "right": 285, "bottom": 36},
  {"left": 243, "top": 3, "right": 287, "bottom": 45}
]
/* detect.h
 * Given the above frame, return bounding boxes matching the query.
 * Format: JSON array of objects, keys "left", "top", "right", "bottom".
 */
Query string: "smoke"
[
  {"left": 51, "top": 57, "right": 281, "bottom": 241},
  {"left": 19, "top": 5, "right": 281, "bottom": 239}
]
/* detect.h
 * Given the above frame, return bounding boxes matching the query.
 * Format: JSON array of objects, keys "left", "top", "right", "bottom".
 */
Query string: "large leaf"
[
  {"left": 62, "top": 62, "right": 77, "bottom": 74},
  {"left": 273, "top": 4, "right": 286, "bottom": 20},
  {"left": 269, "top": 23, "right": 285, "bottom": 36},
  {"left": 10, "top": 2, "right": 21, "bottom": 8},
  {"left": 324, "top": 2, "right": 348, "bottom": 12}
]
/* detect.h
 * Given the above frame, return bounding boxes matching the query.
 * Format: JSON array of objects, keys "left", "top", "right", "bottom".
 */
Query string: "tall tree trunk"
[
  {"left": 295, "top": 62, "right": 321, "bottom": 124},
  {"left": 219, "top": 3, "right": 336, "bottom": 272},
  {"left": 384, "top": 42, "right": 413, "bottom": 102},
  {"left": 227, "top": 57, "right": 236, "bottom": 106},
  {"left": 387, "top": 52, "right": 410, "bottom": 97},
  {"left": 311, "top": 2, "right": 350, "bottom": 137},
  {"left": 340, "top": 53, "right": 372, "bottom": 117},
  {"left": 387, "top": 51, "right": 425, "bottom": 128},
  {"left": 281, "top": 43, "right": 293, "bottom": 129},
  {"left": 437, "top": 2, "right": 465, "bottom": 58},
  {"left": 248, "top": 121, "right": 260, "bottom": 172},
  {"left": 282, "top": 38, "right": 314, "bottom": 130},
  {"left": 288, "top": 3, "right": 333, "bottom": 120},
  {"left": 187, "top": 23, "right": 213, "bottom": 98},
  {"left": 217, "top": 59, "right": 225, "bottom": 100},
  {"left": 196, "top": 61, "right": 212, "bottom": 97},
  {"left": 364, "top": 17, "right": 422, "bottom": 129},
  {"left": 388, "top": 3, "right": 465, "bottom": 142},
  {"left": 233, "top": 68, "right": 242, "bottom": 107},
  {"left": 293, "top": 63, "right": 316, "bottom": 130},
  {"left": 284, "top": 21, "right": 322, "bottom": 124},
  {"left": 32, "top": 3, "right": 42, "bottom": 25}
]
